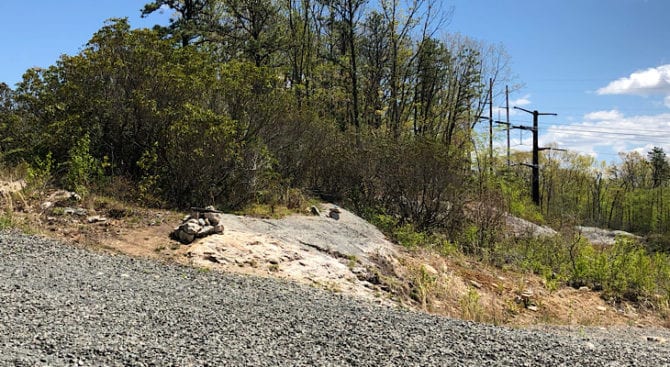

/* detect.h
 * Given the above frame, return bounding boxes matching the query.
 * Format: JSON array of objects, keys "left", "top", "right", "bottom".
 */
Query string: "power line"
[
  {"left": 547, "top": 127, "right": 670, "bottom": 138},
  {"left": 547, "top": 135, "right": 670, "bottom": 145},
  {"left": 548, "top": 125, "right": 670, "bottom": 134}
]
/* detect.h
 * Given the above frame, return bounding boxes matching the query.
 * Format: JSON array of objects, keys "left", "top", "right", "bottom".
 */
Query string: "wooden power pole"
[
  {"left": 493, "top": 86, "right": 512, "bottom": 168},
  {"left": 489, "top": 78, "right": 494, "bottom": 171},
  {"left": 505, "top": 86, "right": 510, "bottom": 168}
]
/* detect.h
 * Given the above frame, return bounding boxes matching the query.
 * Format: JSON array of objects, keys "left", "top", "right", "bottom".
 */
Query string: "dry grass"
[{"left": 381, "top": 246, "right": 668, "bottom": 328}]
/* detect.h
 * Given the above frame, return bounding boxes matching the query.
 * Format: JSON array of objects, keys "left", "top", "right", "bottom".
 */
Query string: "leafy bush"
[
  {"left": 65, "top": 133, "right": 105, "bottom": 196},
  {"left": 572, "top": 239, "right": 668, "bottom": 303},
  {"left": 490, "top": 235, "right": 573, "bottom": 284},
  {"left": 491, "top": 233, "right": 670, "bottom": 308},
  {"left": 459, "top": 288, "right": 484, "bottom": 322},
  {"left": 0, "top": 210, "right": 14, "bottom": 230},
  {"left": 25, "top": 152, "right": 54, "bottom": 193}
]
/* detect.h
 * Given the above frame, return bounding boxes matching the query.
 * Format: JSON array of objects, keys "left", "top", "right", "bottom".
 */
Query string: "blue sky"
[
  {"left": 0, "top": 1, "right": 169, "bottom": 86},
  {"left": 1, "top": 0, "right": 669, "bottom": 163},
  {"left": 450, "top": 0, "right": 670, "bottom": 163}
]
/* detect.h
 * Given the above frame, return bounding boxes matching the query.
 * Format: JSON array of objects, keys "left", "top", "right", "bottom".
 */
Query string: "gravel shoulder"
[{"left": 2, "top": 231, "right": 670, "bottom": 366}]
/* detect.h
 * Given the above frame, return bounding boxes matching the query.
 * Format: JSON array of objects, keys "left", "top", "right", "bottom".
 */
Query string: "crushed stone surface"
[{"left": 1, "top": 231, "right": 670, "bottom": 366}]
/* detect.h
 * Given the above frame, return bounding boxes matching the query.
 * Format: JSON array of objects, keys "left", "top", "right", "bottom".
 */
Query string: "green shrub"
[
  {"left": 393, "top": 223, "right": 429, "bottom": 248},
  {"left": 490, "top": 235, "right": 574, "bottom": 285},
  {"left": 459, "top": 288, "right": 484, "bottom": 322},
  {"left": 369, "top": 213, "right": 397, "bottom": 235},
  {"left": 0, "top": 210, "right": 14, "bottom": 230},
  {"left": 489, "top": 234, "right": 670, "bottom": 308},
  {"left": 65, "top": 133, "right": 105, "bottom": 196},
  {"left": 26, "top": 152, "right": 53, "bottom": 193},
  {"left": 572, "top": 238, "right": 667, "bottom": 303},
  {"left": 136, "top": 143, "right": 163, "bottom": 206},
  {"left": 410, "top": 264, "right": 438, "bottom": 309}
]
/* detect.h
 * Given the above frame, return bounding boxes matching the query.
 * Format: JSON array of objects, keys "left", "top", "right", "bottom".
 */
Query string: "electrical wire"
[{"left": 547, "top": 127, "right": 670, "bottom": 138}]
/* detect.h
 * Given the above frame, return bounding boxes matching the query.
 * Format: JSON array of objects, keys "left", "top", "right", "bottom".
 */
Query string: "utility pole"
[
  {"left": 505, "top": 86, "right": 510, "bottom": 168},
  {"left": 513, "top": 107, "right": 557, "bottom": 206},
  {"left": 488, "top": 78, "right": 494, "bottom": 173},
  {"left": 493, "top": 85, "right": 512, "bottom": 169}
]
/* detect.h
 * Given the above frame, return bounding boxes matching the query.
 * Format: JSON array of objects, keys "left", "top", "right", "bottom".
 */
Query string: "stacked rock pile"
[{"left": 171, "top": 206, "right": 225, "bottom": 244}]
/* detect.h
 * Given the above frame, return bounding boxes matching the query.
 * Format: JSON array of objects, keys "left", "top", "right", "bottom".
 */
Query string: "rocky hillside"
[{"left": 0, "top": 181, "right": 665, "bottom": 329}]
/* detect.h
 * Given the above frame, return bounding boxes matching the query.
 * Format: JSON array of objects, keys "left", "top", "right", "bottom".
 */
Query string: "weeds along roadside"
[{"left": 371, "top": 208, "right": 670, "bottom": 317}]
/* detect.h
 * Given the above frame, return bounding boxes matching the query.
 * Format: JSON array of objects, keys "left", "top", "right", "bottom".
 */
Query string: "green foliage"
[
  {"left": 369, "top": 213, "right": 427, "bottom": 248},
  {"left": 0, "top": 210, "right": 15, "bottom": 230},
  {"left": 3, "top": 19, "right": 287, "bottom": 209},
  {"left": 498, "top": 173, "right": 544, "bottom": 224},
  {"left": 393, "top": 223, "right": 429, "bottom": 249},
  {"left": 141, "top": 0, "right": 212, "bottom": 47},
  {"left": 510, "top": 146, "right": 670, "bottom": 238},
  {"left": 459, "top": 288, "right": 484, "bottom": 322},
  {"left": 410, "top": 264, "right": 439, "bottom": 309},
  {"left": 3, "top": 2, "right": 670, "bottom": 315},
  {"left": 369, "top": 213, "right": 398, "bottom": 236},
  {"left": 136, "top": 143, "right": 162, "bottom": 206},
  {"left": 648, "top": 147, "right": 669, "bottom": 189},
  {"left": 572, "top": 239, "right": 668, "bottom": 303},
  {"left": 65, "top": 133, "right": 104, "bottom": 196},
  {"left": 490, "top": 235, "right": 573, "bottom": 284},
  {"left": 491, "top": 233, "right": 670, "bottom": 308},
  {"left": 368, "top": 212, "right": 458, "bottom": 256},
  {"left": 26, "top": 152, "right": 54, "bottom": 193}
]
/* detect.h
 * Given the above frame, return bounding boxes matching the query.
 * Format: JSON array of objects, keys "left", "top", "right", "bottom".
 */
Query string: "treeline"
[
  {"left": 0, "top": 0, "right": 512, "bottom": 237},
  {"left": 503, "top": 147, "right": 670, "bottom": 246}
]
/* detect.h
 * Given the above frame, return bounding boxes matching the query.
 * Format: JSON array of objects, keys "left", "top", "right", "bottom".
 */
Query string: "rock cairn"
[{"left": 171, "top": 206, "right": 224, "bottom": 245}]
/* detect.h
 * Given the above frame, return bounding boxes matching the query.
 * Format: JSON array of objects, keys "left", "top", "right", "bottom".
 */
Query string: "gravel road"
[{"left": 1, "top": 232, "right": 669, "bottom": 366}]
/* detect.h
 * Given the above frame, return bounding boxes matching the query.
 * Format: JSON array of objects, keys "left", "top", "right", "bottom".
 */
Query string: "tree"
[
  {"left": 314, "top": 0, "right": 367, "bottom": 130},
  {"left": 648, "top": 146, "right": 669, "bottom": 189},
  {"left": 0, "top": 83, "right": 16, "bottom": 158},
  {"left": 379, "top": 0, "right": 424, "bottom": 136},
  {"left": 141, "top": 0, "right": 218, "bottom": 46},
  {"left": 1, "top": 1, "right": 522, "bottom": 244},
  {"left": 359, "top": 11, "right": 388, "bottom": 128},
  {"left": 219, "top": 0, "right": 284, "bottom": 66},
  {"left": 283, "top": 0, "right": 319, "bottom": 104}
]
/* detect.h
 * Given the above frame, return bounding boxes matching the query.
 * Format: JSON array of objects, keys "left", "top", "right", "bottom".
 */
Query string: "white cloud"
[
  {"left": 584, "top": 109, "right": 623, "bottom": 121},
  {"left": 631, "top": 144, "right": 656, "bottom": 157},
  {"left": 510, "top": 94, "right": 531, "bottom": 107},
  {"left": 538, "top": 110, "right": 670, "bottom": 161},
  {"left": 597, "top": 64, "right": 670, "bottom": 96}
]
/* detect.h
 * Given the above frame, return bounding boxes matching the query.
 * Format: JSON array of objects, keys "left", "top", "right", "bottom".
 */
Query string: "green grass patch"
[{"left": 0, "top": 211, "right": 15, "bottom": 230}]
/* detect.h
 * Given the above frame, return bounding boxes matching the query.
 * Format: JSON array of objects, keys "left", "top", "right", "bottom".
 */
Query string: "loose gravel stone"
[{"left": 1, "top": 231, "right": 669, "bottom": 366}]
